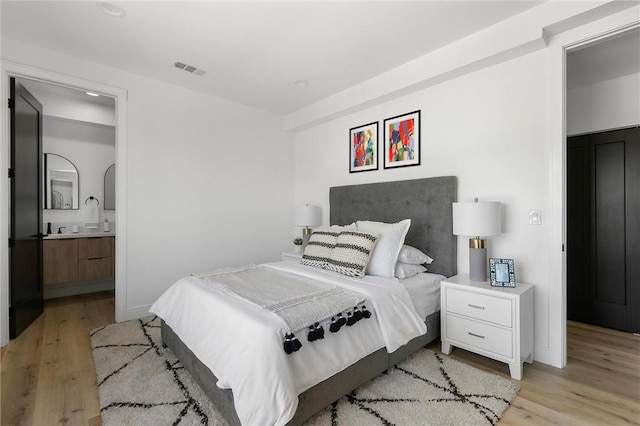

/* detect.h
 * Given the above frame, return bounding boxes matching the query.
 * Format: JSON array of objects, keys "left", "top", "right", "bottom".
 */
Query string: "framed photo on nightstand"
[{"left": 489, "top": 258, "right": 515, "bottom": 287}]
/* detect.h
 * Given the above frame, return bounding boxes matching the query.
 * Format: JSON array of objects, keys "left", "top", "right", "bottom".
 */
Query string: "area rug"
[{"left": 91, "top": 316, "right": 520, "bottom": 426}]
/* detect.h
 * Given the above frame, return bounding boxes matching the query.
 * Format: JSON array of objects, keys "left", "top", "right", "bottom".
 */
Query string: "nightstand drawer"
[
  {"left": 446, "top": 314, "right": 513, "bottom": 358},
  {"left": 446, "top": 287, "right": 512, "bottom": 327}
]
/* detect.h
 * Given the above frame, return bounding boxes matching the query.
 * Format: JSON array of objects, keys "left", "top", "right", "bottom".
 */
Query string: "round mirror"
[{"left": 43, "top": 153, "right": 79, "bottom": 209}]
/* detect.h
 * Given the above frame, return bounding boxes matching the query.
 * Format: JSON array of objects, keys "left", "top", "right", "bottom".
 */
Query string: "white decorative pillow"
[
  {"left": 325, "top": 231, "right": 378, "bottom": 278},
  {"left": 394, "top": 262, "right": 427, "bottom": 280},
  {"left": 397, "top": 245, "right": 434, "bottom": 265},
  {"left": 356, "top": 219, "right": 411, "bottom": 277},
  {"left": 300, "top": 230, "right": 339, "bottom": 269}
]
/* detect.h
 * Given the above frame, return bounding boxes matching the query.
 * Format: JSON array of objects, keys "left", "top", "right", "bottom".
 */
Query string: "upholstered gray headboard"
[{"left": 329, "top": 176, "right": 457, "bottom": 278}]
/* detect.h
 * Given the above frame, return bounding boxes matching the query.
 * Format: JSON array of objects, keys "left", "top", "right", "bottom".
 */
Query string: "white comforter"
[{"left": 149, "top": 261, "right": 427, "bottom": 426}]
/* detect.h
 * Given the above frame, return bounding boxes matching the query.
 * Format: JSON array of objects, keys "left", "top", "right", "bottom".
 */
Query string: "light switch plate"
[{"left": 529, "top": 209, "right": 542, "bottom": 225}]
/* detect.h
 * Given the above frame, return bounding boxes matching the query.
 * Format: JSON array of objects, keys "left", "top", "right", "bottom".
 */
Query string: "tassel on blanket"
[
  {"left": 307, "top": 322, "right": 325, "bottom": 342},
  {"left": 337, "top": 312, "right": 347, "bottom": 327},
  {"left": 285, "top": 305, "right": 372, "bottom": 354},
  {"left": 353, "top": 306, "right": 363, "bottom": 322},
  {"left": 347, "top": 305, "right": 370, "bottom": 326},
  {"left": 346, "top": 311, "right": 356, "bottom": 326},
  {"left": 329, "top": 316, "right": 342, "bottom": 333},
  {"left": 283, "top": 333, "right": 302, "bottom": 354},
  {"left": 362, "top": 305, "right": 372, "bottom": 319}
]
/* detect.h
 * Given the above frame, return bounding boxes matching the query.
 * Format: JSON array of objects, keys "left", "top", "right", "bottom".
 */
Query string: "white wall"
[
  {"left": 1, "top": 40, "right": 294, "bottom": 327},
  {"left": 567, "top": 72, "right": 640, "bottom": 135},
  {"left": 288, "top": 1, "right": 639, "bottom": 369},
  {"left": 42, "top": 116, "right": 116, "bottom": 226},
  {"left": 293, "top": 50, "right": 552, "bottom": 360}
]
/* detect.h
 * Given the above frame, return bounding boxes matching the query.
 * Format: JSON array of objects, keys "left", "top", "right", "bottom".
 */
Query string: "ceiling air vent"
[{"left": 174, "top": 61, "right": 206, "bottom": 76}]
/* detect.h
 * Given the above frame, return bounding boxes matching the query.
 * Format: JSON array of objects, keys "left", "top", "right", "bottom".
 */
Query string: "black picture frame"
[
  {"left": 383, "top": 110, "right": 420, "bottom": 169},
  {"left": 349, "top": 121, "right": 378, "bottom": 173},
  {"left": 489, "top": 258, "right": 515, "bottom": 287}
]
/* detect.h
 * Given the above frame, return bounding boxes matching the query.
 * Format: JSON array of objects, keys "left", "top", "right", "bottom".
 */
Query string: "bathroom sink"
[{"left": 44, "top": 231, "right": 115, "bottom": 239}]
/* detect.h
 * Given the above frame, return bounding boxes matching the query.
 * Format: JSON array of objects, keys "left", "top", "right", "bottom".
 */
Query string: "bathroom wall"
[
  {"left": 42, "top": 116, "right": 116, "bottom": 231},
  {"left": 20, "top": 79, "right": 116, "bottom": 231}
]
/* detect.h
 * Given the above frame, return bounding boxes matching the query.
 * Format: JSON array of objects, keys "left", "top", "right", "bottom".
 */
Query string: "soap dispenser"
[{"left": 103, "top": 219, "right": 110, "bottom": 232}]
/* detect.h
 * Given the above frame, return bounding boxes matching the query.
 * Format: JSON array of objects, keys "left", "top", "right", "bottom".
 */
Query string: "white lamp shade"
[
  {"left": 452, "top": 201, "right": 501, "bottom": 237},
  {"left": 295, "top": 205, "right": 321, "bottom": 227}
]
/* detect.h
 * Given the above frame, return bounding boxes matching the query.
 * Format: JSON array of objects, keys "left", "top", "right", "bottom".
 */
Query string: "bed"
[{"left": 153, "top": 176, "right": 457, "bottom": 425}]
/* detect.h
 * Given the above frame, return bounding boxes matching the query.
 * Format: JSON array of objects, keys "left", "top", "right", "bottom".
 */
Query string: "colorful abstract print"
[
  {"left": 387, "top": 118, "right": 415, "bottom": 163},
  {"left": 352, "top": 128, "right": 376, "bottom": 168}
]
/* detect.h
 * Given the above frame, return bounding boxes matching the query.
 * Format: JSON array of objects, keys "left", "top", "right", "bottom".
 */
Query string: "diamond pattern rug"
[{"left": 91, "top": 316, "right": 520, "bottom": 425}]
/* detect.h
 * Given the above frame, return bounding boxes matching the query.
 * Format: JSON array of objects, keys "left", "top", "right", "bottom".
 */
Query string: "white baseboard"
[
  {"left": 120, "top": 304, "right": 153, "bottom": 322},
  {"left": 533, "top": 344, "right": 550, "bottom": 365}
]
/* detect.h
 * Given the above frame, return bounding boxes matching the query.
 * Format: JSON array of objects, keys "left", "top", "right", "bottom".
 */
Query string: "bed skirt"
[{"left": 160, "top": 311, "right": 441, "bottom": 426}]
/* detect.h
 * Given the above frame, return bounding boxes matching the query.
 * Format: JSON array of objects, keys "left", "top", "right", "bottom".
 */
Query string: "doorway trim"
[
  {"left": 547, "top": 9, "right": 639, "bottom": 368},
  {"left": 1, "top": 60, "right": 128, "bottom": 346}
]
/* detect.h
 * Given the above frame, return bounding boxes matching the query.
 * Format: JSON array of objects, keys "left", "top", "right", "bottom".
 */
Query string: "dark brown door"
[
  {"left": 9, "top": 78, "right": 44, "bottom": 338},
  {"left": 567, "top": 127, "right": 640, "bottom": 332}
]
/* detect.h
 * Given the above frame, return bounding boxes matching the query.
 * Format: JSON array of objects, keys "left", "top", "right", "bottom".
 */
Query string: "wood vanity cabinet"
[
  {"left": 44, "top": 237, "right": 115, "bottom": 285},
  {"left": 78, "top": 237, "right": 112, "bottom": 281},
  {"left": 43, "top": 239, "right": 78, "bottom": 284}
]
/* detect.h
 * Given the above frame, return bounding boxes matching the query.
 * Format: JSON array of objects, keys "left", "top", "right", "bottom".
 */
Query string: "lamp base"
[
  {"left": 302, "top": 227, "right": 312, "bottom": 250},
  {"left": 469, "top": 246, "right": 487, "bottom": 282}
]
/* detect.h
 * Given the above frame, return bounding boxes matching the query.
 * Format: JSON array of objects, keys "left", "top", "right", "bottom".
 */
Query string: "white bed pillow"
[
  {"left": 314, "top": 223, "right": 356, "bottom": 233},
  {"left": 397, "top": 245, "right": 434, "bottom": 265},
  {"left": 356, "top": 219, "right": 411, "bottom": 277},
  {"left": 395, "top": 262, "right": 427, "bottom": 280},
  {"left": 325, "top": 231, "right": 378, "bottom": 278}
]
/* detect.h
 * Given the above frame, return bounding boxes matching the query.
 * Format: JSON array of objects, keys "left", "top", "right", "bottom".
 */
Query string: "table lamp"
[
  {"left": 452, "top": 199, "right": 501, "bottom": 282},
  {"left": 295, "top": 205, "right": 321, "bottom": 250}
]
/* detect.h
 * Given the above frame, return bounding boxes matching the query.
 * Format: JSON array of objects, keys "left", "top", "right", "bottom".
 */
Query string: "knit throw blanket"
[{"left": 194, "top": 265, "right": 371, "bottom": 354}]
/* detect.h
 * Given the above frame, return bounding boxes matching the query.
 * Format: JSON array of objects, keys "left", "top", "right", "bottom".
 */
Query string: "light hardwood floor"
[
  {"left": 1, "top": 291, "right": 114, "bottom": 426},
  {"left": 1, "top": 292, "right": 639, "bottom": 425}
]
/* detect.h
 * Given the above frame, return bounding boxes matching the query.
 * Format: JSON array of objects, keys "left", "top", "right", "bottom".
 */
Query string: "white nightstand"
[
  {"left": 440, "top": 274, "right": 534, "bottom": 380},
  {"left": 281, "top": 251, "right": 303, "bottom": 261}
]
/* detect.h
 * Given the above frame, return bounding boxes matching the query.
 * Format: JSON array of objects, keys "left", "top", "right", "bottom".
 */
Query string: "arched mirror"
[
  {"left": 104, "top": 163, "right": 115, "bottom": 210},
  {"left": 43, "top": 153, "right": 79, "bottom": 209}
]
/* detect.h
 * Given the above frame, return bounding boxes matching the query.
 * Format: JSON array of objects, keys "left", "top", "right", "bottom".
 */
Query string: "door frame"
[
  {"left": 548, "top": 10, "right": 639, "bottom": 368},
  {"left": 1, "top": 61, "right": 128, "bottom": 346}
]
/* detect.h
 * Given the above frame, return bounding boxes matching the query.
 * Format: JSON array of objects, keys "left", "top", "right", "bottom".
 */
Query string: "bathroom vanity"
[{"left": 43, "top": 233, "right": 115, "bottom": 298}]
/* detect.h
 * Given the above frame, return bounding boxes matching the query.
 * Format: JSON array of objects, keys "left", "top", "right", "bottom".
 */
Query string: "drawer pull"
[
  {"left": 468, "top": 304, "right": 485, "bottom": 310},
  {"left": 468, "top": 332, "right": 485, "bottom": 339}
]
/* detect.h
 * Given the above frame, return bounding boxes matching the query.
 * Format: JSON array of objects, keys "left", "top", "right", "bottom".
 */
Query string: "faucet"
[{"left": 57, "top": 226, "right": 66, "bottom": 234}]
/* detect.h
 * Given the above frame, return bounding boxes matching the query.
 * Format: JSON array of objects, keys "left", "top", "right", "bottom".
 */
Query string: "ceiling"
[
  {"left": 2, "top": 1, "right": 546, "bottom": 114},
  {"left": 567, "top": 27, "right": 640, "bottom": 90},
  {"left": 20, "top": 78, "right": 117, "bottom": 107}
]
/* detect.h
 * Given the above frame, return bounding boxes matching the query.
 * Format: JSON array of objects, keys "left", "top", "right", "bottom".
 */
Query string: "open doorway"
[
  {"left": 1, "top": 63, "right": 128, "bottom": 346},
  {"left": 8, "top": 76, "right": 117, "bottom": 339},
  {"left": 17, "top": 79, "right": 118, "bottom": 301},
  {"left": 565, "top": 29, "right": 640, "bottom": 333}
]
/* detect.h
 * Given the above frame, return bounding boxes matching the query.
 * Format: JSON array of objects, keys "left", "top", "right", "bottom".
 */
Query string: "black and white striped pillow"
[
  {"left": 300, "top": 230, "right": 339, "bottom": 269},
  {"left": 325, "top": 231, "right": 378, "bottom": 278}
]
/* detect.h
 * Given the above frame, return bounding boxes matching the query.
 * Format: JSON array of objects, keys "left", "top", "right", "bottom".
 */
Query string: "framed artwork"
[
  {"left": 349, "top": 121, "right": 378, "bottom": 173},
  {"left": 383, "top": 110, "right": 420, "bottom": 169},
  {"left": 489, "top": 258, "right": 516, "bottom": 287}
]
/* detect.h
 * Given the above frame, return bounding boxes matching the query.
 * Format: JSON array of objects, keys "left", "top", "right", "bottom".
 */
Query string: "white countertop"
[{"left": 44, "top": 231, "right": 116, "bottom": 240}]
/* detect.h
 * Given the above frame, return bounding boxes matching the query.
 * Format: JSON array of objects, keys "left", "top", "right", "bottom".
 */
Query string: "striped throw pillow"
[
  {"left": 325, "top": 231, "right": 378, "bottom": 278},
  {"left": 300, "top": 230, "right": 339, "bottom": 269}
]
